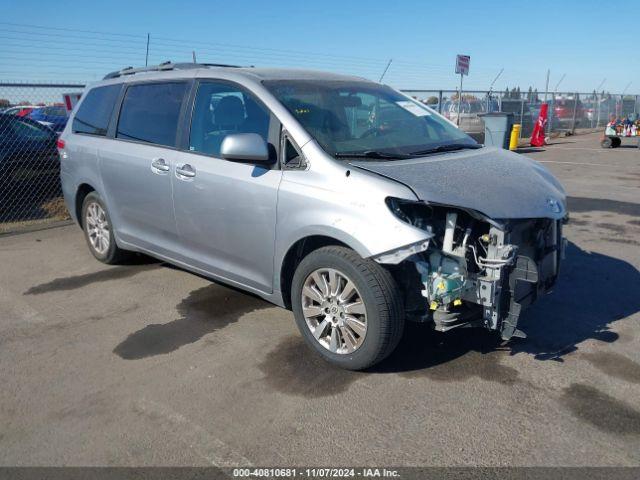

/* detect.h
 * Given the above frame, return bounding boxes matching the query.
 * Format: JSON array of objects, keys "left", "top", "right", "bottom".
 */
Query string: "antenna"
[{"left": 378, "top": 59, "right": 392, "bottom": 83}]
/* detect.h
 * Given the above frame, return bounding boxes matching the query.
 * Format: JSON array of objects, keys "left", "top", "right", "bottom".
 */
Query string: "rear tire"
[
  {"left": 612, "top": 137, "right": 622, "bottom": 148},
  {"left": 291, "top": 246, "right": 404, "bottom": 370},
  {"left": 81, "top": 192, "right": 129, "bottom": 264}
]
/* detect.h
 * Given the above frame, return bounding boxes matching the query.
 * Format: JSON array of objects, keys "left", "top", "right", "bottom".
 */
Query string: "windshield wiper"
[
  {"left": 334, "top": 150, "right": 413, "bottom": 160},
  {"left": 409, "top": 144, "right": 482, "bottom": 156}
]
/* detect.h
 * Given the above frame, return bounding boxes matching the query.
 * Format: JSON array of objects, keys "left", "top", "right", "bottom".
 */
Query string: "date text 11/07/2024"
[{"left": 232, "top": 467, "right": 401, "bottom": 478}]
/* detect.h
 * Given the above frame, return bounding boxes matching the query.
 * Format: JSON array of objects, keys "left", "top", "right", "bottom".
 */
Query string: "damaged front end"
[{"left": 375, "top": 198, "right": 567, "bottom": 340}]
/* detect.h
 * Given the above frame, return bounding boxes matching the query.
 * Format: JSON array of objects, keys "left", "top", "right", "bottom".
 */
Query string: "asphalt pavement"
[{"left": 0, "top": 132, "right": 639, "bottom": 466}]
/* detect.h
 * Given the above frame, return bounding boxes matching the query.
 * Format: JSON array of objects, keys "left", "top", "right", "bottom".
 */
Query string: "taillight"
[{"left": 56, "top": 139, "right": 65, "bottom": 149}]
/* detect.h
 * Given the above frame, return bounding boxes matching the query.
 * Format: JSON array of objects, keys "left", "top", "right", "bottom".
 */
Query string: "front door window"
[{"left": 189, "top": 82, "right": 271, "bottom": 158}]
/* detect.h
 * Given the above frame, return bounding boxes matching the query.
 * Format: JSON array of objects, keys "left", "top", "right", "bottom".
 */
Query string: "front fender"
[{"left": 273, "top": 154, "right": 432, "bottom": 296}]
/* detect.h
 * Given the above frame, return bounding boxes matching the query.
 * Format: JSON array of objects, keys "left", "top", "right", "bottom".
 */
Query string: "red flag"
[{"left": 531, "top": 103, "right": 548, "bottom": 147}]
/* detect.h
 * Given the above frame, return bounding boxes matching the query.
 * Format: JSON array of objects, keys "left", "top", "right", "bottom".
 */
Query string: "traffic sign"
[{"left": 455, "top": 55, "right": 470, "bottom": 76}]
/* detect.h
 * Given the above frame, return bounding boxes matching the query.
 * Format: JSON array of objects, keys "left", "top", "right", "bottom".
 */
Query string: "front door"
[{"left": 171, "top": 80, "right": 281, "bottom": 293}]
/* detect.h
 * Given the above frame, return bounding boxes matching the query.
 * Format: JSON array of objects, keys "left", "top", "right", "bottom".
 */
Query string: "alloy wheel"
[
  {"left": 85, "top": 202, "right": 110, "bottom": 255},
  {"left": 301, "top": 268, "right": 367, "bottom": 354}
]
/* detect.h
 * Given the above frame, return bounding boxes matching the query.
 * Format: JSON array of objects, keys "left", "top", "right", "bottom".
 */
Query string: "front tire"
[
  {"left": 81, "top": 192, "right": 129, "bottom": 264},
  {"left": 291, "top": 246, "right": 404, "bottom": 370}
]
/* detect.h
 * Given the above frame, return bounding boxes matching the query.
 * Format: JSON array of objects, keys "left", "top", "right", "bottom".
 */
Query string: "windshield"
[{"left": 263, "top": 80, "right": 476, "bottom": 158}]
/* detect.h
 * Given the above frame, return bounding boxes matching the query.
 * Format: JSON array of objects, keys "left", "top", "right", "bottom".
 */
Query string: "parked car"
[
  {"left": 2, "top": 105, "right": 36, "bottom": 117},
  {"left": 442, "top": 100, "right": 486, "bottom": 138},
  {"left": 27, "top": 105, "right": 69, "bottom": 133},
  {"left": 59, "top": 63, "right": 566, "bottom": 370},
  {"left": 552, "top": 98, "right": 584, "bottom": 128},
  {"left": 0, "top": 113, "right": 60, "bottom": 188}
]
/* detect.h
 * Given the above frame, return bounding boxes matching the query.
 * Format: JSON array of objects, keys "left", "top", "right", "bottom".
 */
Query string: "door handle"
[
  {"left": 151, "top": 158, "right": 170, "bottom": 174},
  {"left": 176, "top": 163, "right": 196, "bottom": 179}
]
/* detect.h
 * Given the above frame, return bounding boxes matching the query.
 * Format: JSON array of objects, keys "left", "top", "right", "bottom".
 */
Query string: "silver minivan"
[{"left": 59, "top": 63, "right": 566, "bottom": 370}]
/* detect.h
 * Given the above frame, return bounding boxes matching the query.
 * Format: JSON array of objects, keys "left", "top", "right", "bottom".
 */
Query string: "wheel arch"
[
  {"left": 75, "top": 183, "right": 96, "bottom": 229},
  {"left": 279, "top": 235, "right": 353, "bottom": 310}
]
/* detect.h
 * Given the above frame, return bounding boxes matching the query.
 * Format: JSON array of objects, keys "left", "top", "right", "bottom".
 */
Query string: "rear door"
[
  {"left": 99, "top": 81, "right": 189, "bottom": 256},
  {"left": 171, "top": 80, "right": 281, "bottom": 292}
]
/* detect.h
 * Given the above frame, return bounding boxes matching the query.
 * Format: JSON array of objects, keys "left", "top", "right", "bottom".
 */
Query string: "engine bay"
[{"left": 378, "top": 198, "right": 566, "bottom": 339}]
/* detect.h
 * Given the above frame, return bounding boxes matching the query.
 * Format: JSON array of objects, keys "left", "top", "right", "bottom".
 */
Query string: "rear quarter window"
[{"left": 72, "top": 85, "right": 121, "bottom": 136}]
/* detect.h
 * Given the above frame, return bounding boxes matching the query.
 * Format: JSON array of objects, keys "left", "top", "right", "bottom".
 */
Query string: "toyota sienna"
[{"left": 59, "top": 63, "right": 567, "bottom": 370}]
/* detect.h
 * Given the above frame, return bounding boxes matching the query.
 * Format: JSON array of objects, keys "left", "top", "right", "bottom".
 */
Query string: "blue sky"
[{"left": 1, "top": 0, "right": 637, "bottom": 93}]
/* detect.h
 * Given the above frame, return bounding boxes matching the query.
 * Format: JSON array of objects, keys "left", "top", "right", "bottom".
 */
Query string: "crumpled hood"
[{"left": 350, "top": 147, "right": 566, "bottom": 220}]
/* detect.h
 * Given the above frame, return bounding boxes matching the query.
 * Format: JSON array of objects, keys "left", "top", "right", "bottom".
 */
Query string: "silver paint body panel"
[{"left": 59, "top": 67, "right": 565, "bottom": 307}]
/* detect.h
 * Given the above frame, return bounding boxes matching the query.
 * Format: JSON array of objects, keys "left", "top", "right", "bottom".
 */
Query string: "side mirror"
[{"left": 220, "top": 133, "right": 273, "bottom": 165}]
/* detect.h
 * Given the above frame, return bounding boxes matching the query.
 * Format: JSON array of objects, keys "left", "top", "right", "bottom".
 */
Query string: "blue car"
[
  {"left": 0, "top": 113, "right": 60, "bottom": 189},
  {"left": 27, "top": 105, "right": 69, "bottom": 133}
]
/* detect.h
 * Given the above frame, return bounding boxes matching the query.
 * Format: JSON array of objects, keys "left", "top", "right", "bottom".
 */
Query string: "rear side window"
[
  {"left": 116, "top": 82, "right": 187, "bottom": 147},
  {"left": 72, "top": 85, "right": 121, "bottom": 136}
]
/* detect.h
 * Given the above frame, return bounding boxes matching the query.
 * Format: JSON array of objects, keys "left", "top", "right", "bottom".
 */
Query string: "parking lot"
[{"left": 0, "top": 131, "right": 639, "bottom": 467}]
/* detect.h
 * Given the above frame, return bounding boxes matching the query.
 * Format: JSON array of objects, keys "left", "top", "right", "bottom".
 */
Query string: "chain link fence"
[
  {"left": 1, "top": 82, "right": 638, "bottom": 234},
  {"left": 0, "top": 83, "right": 84, "bottom": 234},
  {"left": 401, "top": 89, "right": 640, "bottom": 143}
]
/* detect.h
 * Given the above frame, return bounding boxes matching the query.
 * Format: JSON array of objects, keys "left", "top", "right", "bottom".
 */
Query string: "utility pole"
[
  {"left": 145, "top": 33, "right": 150, "bottom": 67},
  {"left": 378, "top": 59, "right": 392, "bottom": 83}
]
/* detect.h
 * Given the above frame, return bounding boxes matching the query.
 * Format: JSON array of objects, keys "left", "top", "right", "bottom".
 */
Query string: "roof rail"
[{"left": 103, "top": 61, "right": 247, "bottom": 80}]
